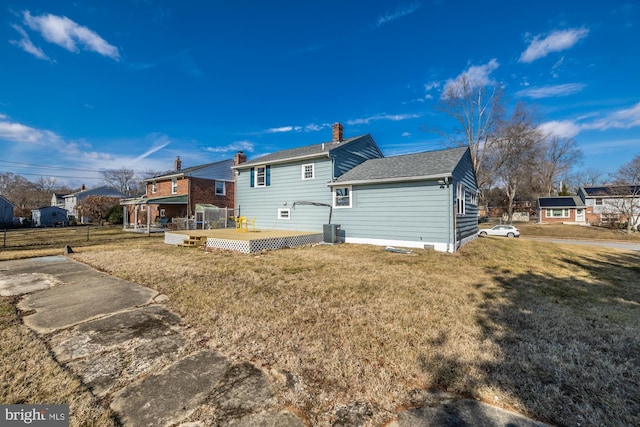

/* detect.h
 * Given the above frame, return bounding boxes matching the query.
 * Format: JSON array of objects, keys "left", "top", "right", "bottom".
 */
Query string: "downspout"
[
  {"left": 146, "top": 201, "right": 151, "bottom": 236},
  {"left": 448, "top": 179, "right": 453, "bottom": 253},
  {"left": 187, "top": 177, "right": 191, "bottom": 224}
]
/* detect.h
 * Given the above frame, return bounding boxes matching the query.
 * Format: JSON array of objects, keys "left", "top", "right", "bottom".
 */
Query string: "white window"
[
  {"left": 456, "top": 183, "right": 466, "bottom": 215},
  {"left": 546, "top": 209, "right": 570, "bottom": 218},
  {"left": 333, "top": 186, "right": 352, "bottom": 208},
  {"left": 301, "top": 163, "right": 315, "bottom": 180},
  {"left": 278, "top": 208, "right": 290, "bottom": 220},
  {"left": 160, "top": 209, "right": 166, "bottom": 217},
  {"left": 469, "top": 191, "right": 478, "bottom": 206},
  {"left": 255, "top": 166, "right": 266, "bottom": 187},
  {"left": 171, "top": 179, "right": 178, "bottom": 194},
  {"left": 151, "top": 182, "right": 157, "bottom": 193},
  {"left": 215, "top": 181, "right": 225, "bottom": 196}
]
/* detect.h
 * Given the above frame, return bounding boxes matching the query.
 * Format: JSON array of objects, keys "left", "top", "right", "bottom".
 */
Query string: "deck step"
[{"left": 178, "top": 236, "right": 207, "bottom": 248}]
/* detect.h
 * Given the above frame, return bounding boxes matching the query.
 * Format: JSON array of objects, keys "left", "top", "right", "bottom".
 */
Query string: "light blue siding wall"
[
  {"left": 332, "top": 180, "right": 452, "bottom": 244},
  {"left": 452, "top": 150, "right": 479, "bottom": 242},
  {"left": 331, "top": 135, "right": 383, "bottom": 178},
  {"left": 235, "top": 158, "right": 334, "bottom": 231}
]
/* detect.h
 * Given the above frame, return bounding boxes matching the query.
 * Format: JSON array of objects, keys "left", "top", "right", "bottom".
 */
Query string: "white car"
[{"left": 478, "top": 225, "right": 520, "bottom": 238}]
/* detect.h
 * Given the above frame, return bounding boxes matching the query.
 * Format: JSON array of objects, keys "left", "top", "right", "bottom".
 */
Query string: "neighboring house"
[
  {"left": 537, "top": 196, "right": 586, "bottom": 224},
  {"left": 62, "top": 185, "right": 128, "bottom": 224},
  {"left": 32, "top": 206, "right": 68, "bottom": 227},
  {"left": 233, "top": 123, "right": 479, "bottom": 252},
  {"left": 51, "top": 193, "right": 65, "bottom": 208},
  {"left": 578, "top": 185, "right": 640, "bottom": 227},
  {"left": 0, "top": 195, "right": 14, "bottom": 227},
  {"left": 120, "top": 156, "right": 235, "bottom": 229}
]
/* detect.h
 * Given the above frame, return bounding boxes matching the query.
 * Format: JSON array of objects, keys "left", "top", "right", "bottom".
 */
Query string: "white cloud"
[
  {"left": 538, "top": 120, "right": 582, "bottom": 138},
  {"left": 582, "top": 102, "right": 640, "bottom": 131},
  {"left": 22, "top": 11, "right": 120, "bottom": 60},
  {"left": 131, "top": 134, "right": 171, "bottom": 164},
  {"left": 265, "top": 123, "right": 330, "bottom": 134},
  {"left": 0, "top": 116, "right": 61, "bottom": 145},
  {"left": 516, "top": 83, "right": 585, "bottom": 99},
  {"left": 424, "top": 81, "right": 440, "bottom": 92},
  {"left": 205, "top": 140, "right": 255, "bottom": 153},
  {"left": 9, "top": 24, "right": 50, "bottom": 60},
  {"left": 346, "top": 113, "right": 421, "bottom": 125},
  {"left": 519, "top": 28, "right": 589, "bottom": 63},
  {"left": 402, "top": 132, "right": 411, "bottom": 137},
  {"left": 539, "top": 102, "right": 640, "bottom": 138},
  {"left": 375, "top": 3, "right": 420, "bottom": 28},
  {"left": 441, "top": 59, "right": 500, "bottom": 98},
  {"left": 267, "top": 126, "right": 296, "bottom": 133}
]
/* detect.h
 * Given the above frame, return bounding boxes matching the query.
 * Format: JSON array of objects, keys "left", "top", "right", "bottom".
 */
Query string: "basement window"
[{"left": 278, "top": 208, "right": 291, "bottom": 220}]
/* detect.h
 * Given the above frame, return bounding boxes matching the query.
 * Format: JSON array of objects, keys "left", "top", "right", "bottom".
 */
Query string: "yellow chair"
[
  {"left": 234, "top": 216, "right": 246, "bottom": 231},
  {"left": 244, "top": 216, "right": 256, "bottom": 232}
]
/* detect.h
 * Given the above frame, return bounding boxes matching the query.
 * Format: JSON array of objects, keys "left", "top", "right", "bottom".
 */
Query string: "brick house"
[
  {"left": 537, "top": 196, "right": 586, "bottom": 224},
  {"left": 578, "top": 185, "right": 640, "bottom": 227},
  {"left": 121, "top": 156, "right": 242, "bottom": 229}
]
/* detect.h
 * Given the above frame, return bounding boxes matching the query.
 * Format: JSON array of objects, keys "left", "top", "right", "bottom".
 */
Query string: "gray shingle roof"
[
  {"left": 538, "top": 196, "right": 584, "bottom": 208},
  {"left": 332, "top": 146, "right": 469, "bottom": 184},
  {"left": 581, "top": 185, "right": 640, "bottom": 197},
  {"left": 237, "top": 135, "right": 369, "bottom": 168},
  {"left": 148, "top": 159, "right": 232, "bottom": 180}
]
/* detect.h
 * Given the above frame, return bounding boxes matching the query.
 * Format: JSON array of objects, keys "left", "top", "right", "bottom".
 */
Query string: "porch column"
[
  {"left": 123, "top": 206, "right": 128, "bottom": 230},
  {"left": 134, "top": 205, "right": 139, "bottom": 230}
]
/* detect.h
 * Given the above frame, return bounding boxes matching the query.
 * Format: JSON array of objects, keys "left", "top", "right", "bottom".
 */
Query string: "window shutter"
[
  {"left": 250, "top": 168, "right": 254, "bottom": 187},
  {"left": 266, "top": 165, "right": 271, "bottom": 186}
]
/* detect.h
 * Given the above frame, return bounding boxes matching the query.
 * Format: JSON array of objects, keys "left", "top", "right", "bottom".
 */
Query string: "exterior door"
[{"left": 576, "top": 208, "right": 585, "bottom": 222}]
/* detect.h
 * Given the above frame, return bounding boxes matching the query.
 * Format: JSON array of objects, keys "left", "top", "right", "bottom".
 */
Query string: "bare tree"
[
  {"left": 76, "top": 195, "right": 121, "bottom": 225},
  {"left": 0, "top": 173, "right": 39, "bottom": 216},
  {"left": 101, "top": 168, "right": 144, "bottom": 197},
  {"left": 538, "top": 136, "right": 583, "bottom": 196},
  {"left": 608, "top": 154, "right": 640, "bottom": 233},
  {"left": 493, "top": 103, "right": 545, "bottom": 223},
  {"left": 32, "top": 176, "right": 59, "bottom": 193},
  {"left": 576, "top": 167, "right": 605, "bottom": 187},
  {"left": 432, "top": 74, "right": 504, "bottom": 192}
]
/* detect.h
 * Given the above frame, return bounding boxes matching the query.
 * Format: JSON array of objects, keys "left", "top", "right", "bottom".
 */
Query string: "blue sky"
[{"left": 1, "top": 1, "right": 639, "bottom": 188}]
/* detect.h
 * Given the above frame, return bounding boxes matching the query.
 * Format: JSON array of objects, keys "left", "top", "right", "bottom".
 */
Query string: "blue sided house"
[{"left": 233, "top": 123, "right": 478, "bottom": 252}]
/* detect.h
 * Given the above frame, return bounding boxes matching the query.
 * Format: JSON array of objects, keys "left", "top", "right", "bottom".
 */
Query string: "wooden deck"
[{"left": 164, "top": 229, "right": 323, "bottom": 253}]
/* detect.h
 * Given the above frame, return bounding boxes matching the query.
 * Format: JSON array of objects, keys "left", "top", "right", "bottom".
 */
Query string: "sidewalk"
[{"left": 1, "top": 256, "right": 551, "bottom": 426}]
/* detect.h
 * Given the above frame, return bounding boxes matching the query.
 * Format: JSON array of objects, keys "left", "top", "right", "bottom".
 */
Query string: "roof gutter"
[
  {"left": 144, "top": 172, "right": 185, "bottom": 182},
  {"left": 327, "top": 173, "right": 453, "bottom": 187},
  {"left": 232, "top": 152, "right": 332, "bottom": 170}
]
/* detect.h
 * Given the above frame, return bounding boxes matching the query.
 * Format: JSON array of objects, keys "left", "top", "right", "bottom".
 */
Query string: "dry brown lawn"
[
  {"left": 1, "top": 227, "right": 639, "bottom": 426},
  {"left": 0, "top": 297, "right": 117, "bottom": 426}
]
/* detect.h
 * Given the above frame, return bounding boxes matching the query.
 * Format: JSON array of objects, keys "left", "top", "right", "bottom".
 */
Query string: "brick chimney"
[
  {"left": 174, "top": 156, "right": 182, "bottom": 171},
  {"left": 332, "top": 122, "right": 343, "bottom": 142},
  {"left": 234, "top": 151, "right": 247, "bottom": 165}
]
